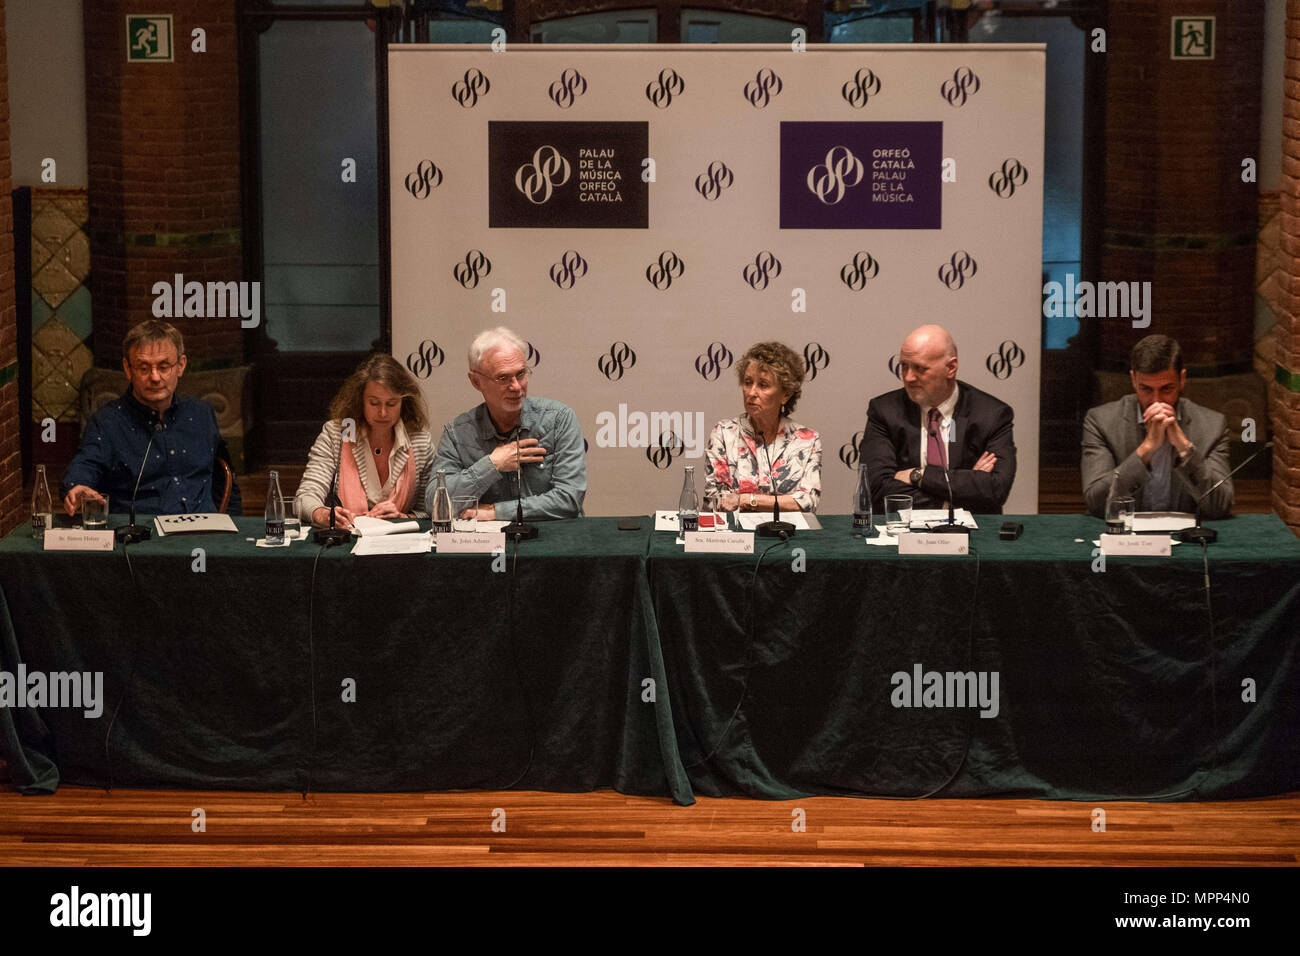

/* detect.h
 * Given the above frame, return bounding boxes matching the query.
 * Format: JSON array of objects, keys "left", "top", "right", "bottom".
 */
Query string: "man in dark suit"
[
  {"left": 860, "top": 324, "right": 1016, "bottom": 514},
  {"left": 1081, "top": 334, "right": 1232, "bottom": 518}
]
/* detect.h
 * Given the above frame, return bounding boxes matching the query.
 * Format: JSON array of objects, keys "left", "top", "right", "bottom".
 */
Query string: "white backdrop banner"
[{"left": 389, "top": 44, "right": 1044, "bottom": 515}]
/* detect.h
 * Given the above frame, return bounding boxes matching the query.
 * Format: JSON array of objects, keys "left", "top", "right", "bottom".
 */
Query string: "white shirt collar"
[{"left": 925, "top": 382, "right": 959, "bottom": 424}]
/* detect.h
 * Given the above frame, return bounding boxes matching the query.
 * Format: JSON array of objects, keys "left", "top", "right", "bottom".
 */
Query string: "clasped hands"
[
  {"left": 311, "top": 500, "right": 408, "bottom": 530},
  {"left": 892, "top": 451, "right": 996, "bottom": 485},
  {"left": 1137, "top": 402, "right": 1191, "bottom": 463}
]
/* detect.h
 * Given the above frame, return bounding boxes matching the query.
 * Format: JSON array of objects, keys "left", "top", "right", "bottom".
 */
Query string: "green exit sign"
[
  {"left": 1171, "top": 16, "right": 1215, "bottom": 60},
  {"left": 126, "top": 15, "right": 173, "bottom": 63}
]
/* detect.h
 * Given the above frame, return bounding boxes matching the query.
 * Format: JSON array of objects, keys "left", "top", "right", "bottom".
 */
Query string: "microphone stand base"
[
  {"left": 756, "top": 520, "right": 796, "bottom": 537},
  {"left": 1176, "top": 526, "right": 1218, "bottom": 544},
  {"left": 504, "top": 522, "right": 538, "bottom": 540},
  {"left": 313, "top": 527, "right": 352, "bottom": 546},
  {"left": 925, "top": 522, "right": 971, "bottom": 534},
  {"left": 115, "top": 524, "right": 151, "bottom": 544}
]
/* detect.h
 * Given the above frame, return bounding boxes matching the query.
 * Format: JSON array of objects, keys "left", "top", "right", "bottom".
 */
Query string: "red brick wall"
[
  {"left": 1102, "top": 0, "right": 1263, "bottom": 369},
  {"left": 0, "top": 0, "right": 22, "bottom": 536},
  {"left": 85, "top": 1, "right": 243, "bottom": 368},
  {"left": 1273, "top": 0, "right": 1300, "bottom": 531}
]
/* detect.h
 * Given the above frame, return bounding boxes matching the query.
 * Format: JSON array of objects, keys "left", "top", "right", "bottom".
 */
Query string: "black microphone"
[
  {"left": 116, "top": 424, "right": 159, "bottom": 543},
  {"left": 926, "top": 465, "right": 971, "bottom": 534},
  {"left": 313, "top": 424, "right": 351, "bottom": 546},
  {"left": 755, "top": 429, "right": 795, "bottom": 539},
  {"left": 1175, "top": 441, "right": 1271, "bottom": 545},
  {"left": 503, "top": 425, "right": 538, "bottom": 541}
]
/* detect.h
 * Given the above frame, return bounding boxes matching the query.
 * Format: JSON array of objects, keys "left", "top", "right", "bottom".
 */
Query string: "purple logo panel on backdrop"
[{"left": 780, "top": 121, "right": 942, "bottom": 229}]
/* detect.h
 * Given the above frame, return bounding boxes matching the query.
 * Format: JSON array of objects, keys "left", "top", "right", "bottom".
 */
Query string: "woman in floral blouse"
[{"left": 705, "top": 341, "right": 822, "bottom": 513}]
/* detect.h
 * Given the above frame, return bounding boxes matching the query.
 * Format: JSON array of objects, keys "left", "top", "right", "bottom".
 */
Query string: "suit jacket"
[
  {"left": 860, "top": 381, "right": 1016, "bottom": 514},
  {"left": 1080, "top": 394, "right": 1232, "bottom": 518}
]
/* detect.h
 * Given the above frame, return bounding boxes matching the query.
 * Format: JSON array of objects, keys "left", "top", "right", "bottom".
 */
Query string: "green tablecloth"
[
  {"left": 0, "top": 517, "right": 693, "bottom": 804},
  {"left": 3, "top": 513, "right": 1297, "bottom": 803},
  {"left": 647, "top": 514, "right": 1300, "bottom": 799}
]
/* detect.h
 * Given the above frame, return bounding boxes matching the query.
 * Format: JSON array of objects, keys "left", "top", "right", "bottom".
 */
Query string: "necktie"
[
  {"left": 927, "top": 408, "right": 947, "bottom": 470},
  {"left": 1147, "top": 443, "right": 1172, "bottom": 511}
]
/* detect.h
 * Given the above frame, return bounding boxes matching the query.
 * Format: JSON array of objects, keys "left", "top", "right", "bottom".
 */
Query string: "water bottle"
[
  {"left": 31, "top": 464, "right": 53, "bottom": 539},
  {"left": 432, "top": 469, "right": 452, "bottom": 534},
  {"left": 852, "top": 462, "right": 873, "bottom": 537},
  {"left": 265, "top": 470, "right": 285, "bottom": 544},
  {"left": 678, "top": 465, "right": 699, "bottom": 533}
]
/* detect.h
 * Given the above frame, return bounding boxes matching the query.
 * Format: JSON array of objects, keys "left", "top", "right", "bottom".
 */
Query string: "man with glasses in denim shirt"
[
  {"left": 429, "top": 327, "right": 586, "bottom": 520},
  {"left": 62, "top": 320, "right": 241, "bottom": 516}
]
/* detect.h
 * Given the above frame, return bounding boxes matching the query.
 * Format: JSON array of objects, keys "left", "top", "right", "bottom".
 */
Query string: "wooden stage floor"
[{"left": 1, "top": 786, "right": 1297, "bottom": 867}]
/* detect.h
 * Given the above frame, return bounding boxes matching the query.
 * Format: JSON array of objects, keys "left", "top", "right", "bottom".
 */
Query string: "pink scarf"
[{"left": 338, "top": 436, "right": 416, "bottom": 516}]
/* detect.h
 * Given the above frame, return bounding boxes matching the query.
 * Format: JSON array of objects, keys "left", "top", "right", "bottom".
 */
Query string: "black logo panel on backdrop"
[
  {"left": 489, "top": 122, "right": 650, "bottom": 228},
  {"left": 780, "top": 121, "right": 942, "bottom": 229}
]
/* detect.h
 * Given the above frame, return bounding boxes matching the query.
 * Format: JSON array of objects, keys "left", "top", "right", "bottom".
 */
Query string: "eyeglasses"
[
  {"left": 130, "top": 362, "right": 180, "bottom": 377},
  {"left": 474, "top": 368, "right": 530, "bottom": 387}
]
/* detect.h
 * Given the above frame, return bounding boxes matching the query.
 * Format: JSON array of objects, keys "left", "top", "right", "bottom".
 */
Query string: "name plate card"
[
  {"left": 1100, "top": 533, "right": 1171, "bottom": 556},
  {"left": 43, "top": 530, "right": 115, "bottom": 552},
  {"left": 897, "top": 532, "right": 968, "bottom": 555},
  {"left": 684, "top": 532, "right": 754, "bottom": 554},
  {"left": 435, "top": 531, "right": 506, "bottom": 554}
]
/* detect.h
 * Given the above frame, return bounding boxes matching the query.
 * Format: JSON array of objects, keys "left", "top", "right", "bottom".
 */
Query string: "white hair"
[{"left": 468, "top": 327, "right": 528, "bottom": 370}]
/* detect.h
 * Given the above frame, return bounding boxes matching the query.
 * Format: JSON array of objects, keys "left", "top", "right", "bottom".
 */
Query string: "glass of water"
[
  {"left": 884, "top": 494, "right": 913, "bottom": 536},
  {"left": 283, "top": 494, "right": 302, "bottom": 539},
  {"left": 453, "top": 496, "right": 478, "bottom": 532},
  {"left": 1106, "top": 495, "right": 1135, "bottom": 535},
  {"left": 83, "top": 495, "right": 109, "bottom": 529}
]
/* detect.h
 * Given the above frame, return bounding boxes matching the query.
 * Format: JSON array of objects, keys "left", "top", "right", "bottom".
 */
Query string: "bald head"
[
  {"left": 898, "top": 324, "right": 959, "bottom": 408},
  {"left": 901, "top": 325, "right": 957, "bottom": 362}
]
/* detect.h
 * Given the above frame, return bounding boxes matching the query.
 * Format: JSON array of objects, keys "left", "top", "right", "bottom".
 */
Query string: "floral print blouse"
[{"left": 704, "top": 416, "right": 822, "bottom": 512}]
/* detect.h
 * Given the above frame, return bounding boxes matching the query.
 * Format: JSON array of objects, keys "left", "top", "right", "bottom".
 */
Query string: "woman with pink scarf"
[{"left": 296, "top": 354, "right": 435, "bottom": 530}]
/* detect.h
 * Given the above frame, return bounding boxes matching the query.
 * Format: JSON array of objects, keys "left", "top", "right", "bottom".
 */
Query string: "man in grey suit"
[{"left": 1081, "top": 334, "right": 1233, "bottom": 518}]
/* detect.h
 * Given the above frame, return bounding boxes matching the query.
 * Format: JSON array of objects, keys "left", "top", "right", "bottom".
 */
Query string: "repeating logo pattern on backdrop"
[
  {"left": 454, "top": 250, "right": 492, "bottom": 289},
  {"left": 548, "top": 69, "right": 588, "bottom": 109},
  {"left": 743, "top": 68, "right": 783, "bottom": 108},
  {"left": 525, "top": 342, "right": 542, "bottom": 369},
  {"left": 406, "top": 340, "right": 445, "bottom": 379},
  {"left": 840, "top": 251, "right": 880, "bottom": 290},
  {"left": 646, "top": 432, "right": 684, "bottom": 469},
  {"left": 549, "top": 249, "right": 588, "bottom": 289},
  {"left": 597, "top": 342, "right": 637, "bottom": 381},
  {"left": 985, "top": 340, "right": 1025, "bottom": 380},
  {"left": 938, "top": 250, "right": 977, "bottom": 290},
  {"left": 452, "top": 68, "right": 490, "bottom": 108},
  {"left": 743, "top": 252, "right": 782, "bottom": 290},
  {"left": 646, "top": 68, "right": 685, "bottom": 109},
  {"left": 803, "top": 343, "right": 830, "bottom": 381},
  {"left": 988, "top": 159, "right": 1028, "bottom": 198},
  {"left": 839, "top": 431, "right": 864, "bottom": 469},
  {"left": 807, "top": 146, "right": 866, "bottom": 206},
  {"left": 695, "top": 161, "right": 735, "bottom": 201},
  {"left": 515, "top": 146, "right": 571, "bottom": 205},
  {"left": 695, "top": 342, "right": 734, "bottom": 382},
  {"left": 841, "top": 68, "right": 882, "bottom": 108},
  {"left": 940, "top": 66, "right": 980, "bottom": 107},
  {"left": 404, "top": 159, "right": 443, "bottom": 199},
  {"left": 888, "top": 354, "right": 903, "bottom": 379},
  {"left": 646, "top": 251, "right": 685, "bottom": 290}
]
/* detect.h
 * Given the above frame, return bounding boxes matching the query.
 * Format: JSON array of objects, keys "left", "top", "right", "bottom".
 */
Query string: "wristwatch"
[
  {"left": 747, "top": 493, "right": 757, "bottom": 510},
  {"left": 909, "top": 467, "right": 922, "bottom": 487},
  {"left": 1177, "top": 442, "right": 1195, "bottom": 465}
]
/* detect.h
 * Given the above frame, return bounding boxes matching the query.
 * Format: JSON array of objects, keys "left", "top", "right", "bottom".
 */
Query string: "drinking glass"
[
  {"left": 884, "top": 495, "right": 912, "bottom": 536},
  {"left": 453, "top": 496, "right": 478, "bottom": 532},
  {"left": 1106, "top": 495, "right": 1136, "bottom": 535},
  {"left": 283, "top": 494, "right": 302, "bottom": 538},
  {"left": 83, "top": 495, "right": 109, "bottom": 529}
]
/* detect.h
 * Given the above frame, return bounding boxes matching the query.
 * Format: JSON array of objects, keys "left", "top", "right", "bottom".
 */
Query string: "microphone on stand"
[
  {"left": 503, "top": 425, "right": 538, "bottom": 541},
  {"left": 1174, "top": 441, "right": 1271, "bottom": 545},
  {"left": 926, "top": 465, "right": 971, "bottom": 534},
  {"left": 116, "top": 424, "right": 159, "bottom": 543},
  {"left": 313, "top": 426, "right": 351, "bottom": 546},
  {"left": 755, "top": 430, "right": 795, "bottom": 539}
]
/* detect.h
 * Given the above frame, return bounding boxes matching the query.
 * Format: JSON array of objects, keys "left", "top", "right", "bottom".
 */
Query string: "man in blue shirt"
[
  {"left": 430, "top": 327, "right": 586, "bottom": 520},
  {"left": 62, "top": 320, "right": 241, "bottom": 516}
]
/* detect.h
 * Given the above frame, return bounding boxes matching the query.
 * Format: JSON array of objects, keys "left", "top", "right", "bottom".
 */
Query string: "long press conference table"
[{"left": 2, "top": 514, "right": 1298, "bottom": 804}]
